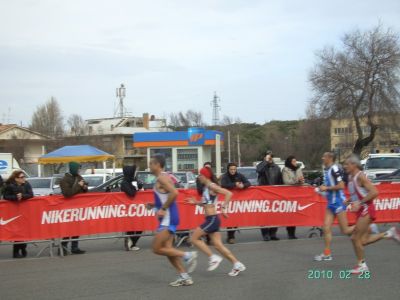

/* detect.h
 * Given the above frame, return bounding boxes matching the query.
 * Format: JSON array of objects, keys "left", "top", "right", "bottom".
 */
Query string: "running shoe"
[
  {"left": 350, "top": 262, "right": 369, "bottom": 274},
  {"left": 314, "top": 253, "right": 333, "bottom": 261},
  {"left": 130, "top": 246, "right": 140, "bottom": 251},
  {"left": 185, "top": 251, "right": 198, "bottom": 273},
  {"left": 228, "top": 262, "right": 246, "bottom": 277},
  {"left": 169, "top": 276, "right": 194, "bottom": 287},
  {"left": 124, "top": 238, "right": 133, "bottom": 251},
  {"left": 207, "top": 255, "right": 223, "bottom": 271},
  {"left": 385, "top": 226, "right": 400, "bottom": 244}
]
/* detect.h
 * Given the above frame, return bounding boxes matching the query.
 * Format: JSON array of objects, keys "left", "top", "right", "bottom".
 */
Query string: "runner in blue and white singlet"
[
  {"left": 314, "top": 152, "right": 355, "bottom": 262},
  {"left": 147, "top": 154, "right": 198, "bottom": 287},
  {"left": 323, "top": 164, "right": 346, "bottom": 214},
  {"left": 154, "top": 177, "right": 180, "bottom": 233}
]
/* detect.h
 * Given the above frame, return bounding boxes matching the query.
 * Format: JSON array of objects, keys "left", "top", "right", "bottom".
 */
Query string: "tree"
[
  {"left": 30, "top": 97, "right": 64, "bottom": 138},
  {"left": 169, "top": 110, "right": 206, "bottom": 129},
  {"left": 309, "top": 25, "right": 400, "bottom": 155},
  {"left": 67, "top": 114, "right": 87, "bottom": 136}
]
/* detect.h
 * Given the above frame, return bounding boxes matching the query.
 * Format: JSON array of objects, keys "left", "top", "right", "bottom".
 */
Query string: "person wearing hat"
[{"left": 59, "top": 161, "right": 88, "bottom": 255}]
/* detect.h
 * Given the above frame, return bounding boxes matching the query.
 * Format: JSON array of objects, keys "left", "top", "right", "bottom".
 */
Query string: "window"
[
  {"left": 334, "top": 127, "right": 352, "bottom": 135},
  {"left": 366, "top": 157, "right": 400, "bottom": 170},
  {"left": 124, "top": 137, "right": 133, "bottom": 150},
  {"left": 177, "top": 148, "right": 198, "bottom": 171}
]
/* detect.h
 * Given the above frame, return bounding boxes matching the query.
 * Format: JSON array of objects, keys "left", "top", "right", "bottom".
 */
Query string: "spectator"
[
  {"left": 121, "top": 165, "right": 143, "bottom": 251},
  {"left": 256, "top": 151, "right": 283, "bottom": 241},
  {"left": 60, "top": 162, "right": 88, "bottom": 255},
  {"left": 282, "top": 155, "right": 305, "bottom": 239},
  {"left": 221, "top": 162, "right": 251, "bottom": 244},
  {"left": 3, "top": 170, "right": 33, "bottom": 258}
]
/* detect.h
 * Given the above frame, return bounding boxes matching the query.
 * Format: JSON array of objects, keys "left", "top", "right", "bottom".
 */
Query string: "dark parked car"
[
  {"left": 237, "top": 167, "right": 258, "bottom": 186},
  {"left": 373, "top": 169, "right": 400, "bottom": 183},
  {"left": 303, "top": 170, "right": 324, "bottom": 186},
  {"left": 90, "top": 171, "right": 181, "bottom": 193}
]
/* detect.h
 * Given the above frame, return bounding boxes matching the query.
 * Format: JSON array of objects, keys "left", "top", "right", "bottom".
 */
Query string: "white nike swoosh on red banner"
[
  {"left": 297, "top": 203, "right": 315, "bottom": 211},
  {"left": 0, "top": 215, "right": 21, "bottom": 226}
]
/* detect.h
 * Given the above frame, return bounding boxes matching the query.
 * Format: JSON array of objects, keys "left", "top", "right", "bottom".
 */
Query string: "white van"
[
  {"left": 0, "top": 153, "right": 28, "bottom": 179},
  {"left": 364, "top": 153, "right": 400, "bottom": 180}
]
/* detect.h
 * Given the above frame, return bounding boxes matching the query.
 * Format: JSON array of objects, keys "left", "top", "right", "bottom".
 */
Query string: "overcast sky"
[{"left": 0, "top": 0, "right": 399, "bottom": 126}]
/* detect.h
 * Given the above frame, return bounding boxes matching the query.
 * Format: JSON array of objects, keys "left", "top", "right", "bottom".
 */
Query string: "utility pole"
[
  {"left": 211, "top": 92, "right": 221, "bottom": 126},
  {"left": 237, "top": 134, "right": 241, "bottom": 166},
  {"left": 228, "top": 130, "right": 231, "bottom": 162},
  {"left": 115, "top": 83, "right": 127, "bottom": 118}
]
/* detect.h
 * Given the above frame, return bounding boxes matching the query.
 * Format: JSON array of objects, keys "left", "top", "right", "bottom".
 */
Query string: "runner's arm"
[
  {"left": 324, "top": 181, "right": 345, "bottom": 191},
  {"left": 158, "top": 174, "right": 179, "bottom": 210},
  {"left": 359, "top": 174, "right": 379, "bottom": 203},
  {"left": 186, "top": 197, "right": 204, "bottom": 206},
  {"left": 209, "top": 183, "right": 232, "bottom": 209}
]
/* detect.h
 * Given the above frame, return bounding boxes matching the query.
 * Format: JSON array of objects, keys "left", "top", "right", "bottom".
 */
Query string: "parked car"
[
  {"left": 26, "top": 177, "right": 62, "bottom": 196},
  {"left": 303, "top": 170, "right": 323, "bottom": 186},
  {"left": 364, "top": 153, "right": 400, "bottom": 180},
  {"left": 90, "top": 171, "right": 181, "bottom": 193},
  {"left": 83, "top": 168, "right": 123, "bottom": 177},
  {"left": 237, "top": 167, "right": 258, "bottom": 186},
  {"left": 373, "top": 169, "right": 400, "bottom": 183},
  {"left": 174, "top": 172, "right": 197, "bottom": 189},
  {"left": 82, "top": 174, "right": 112, "bottom": 190}
]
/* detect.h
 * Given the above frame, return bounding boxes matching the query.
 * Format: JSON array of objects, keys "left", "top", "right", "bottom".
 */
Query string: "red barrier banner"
[{"left": 0, "top": 185, "right": 399, "bottom": 241}]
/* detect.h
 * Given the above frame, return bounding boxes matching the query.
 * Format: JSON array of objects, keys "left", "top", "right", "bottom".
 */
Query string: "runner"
[
  {"left": 147, "top": 154, "right": 198, "bottom": 287},
  {"left": 186, "top": 167, "right": 246, "bottom": 276},
  {"left": 314, "top": 152, "right": 354, "bottom": 261},
  {"left": 344, "top": 155, "right": 400, "bottom": 274}
]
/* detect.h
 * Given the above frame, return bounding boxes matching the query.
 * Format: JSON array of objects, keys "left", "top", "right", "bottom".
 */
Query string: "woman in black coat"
[
  {"left": 121, "top": 165, "right": 143, "bottom": 251},
  {"left": 3, "top": 170, "right": 33, "bottom": 258}
]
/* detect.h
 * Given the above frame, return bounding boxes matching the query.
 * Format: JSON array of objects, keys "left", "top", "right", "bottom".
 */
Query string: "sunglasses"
[{"left": 18, "top": 176, "right": 26, "bottom": 179}]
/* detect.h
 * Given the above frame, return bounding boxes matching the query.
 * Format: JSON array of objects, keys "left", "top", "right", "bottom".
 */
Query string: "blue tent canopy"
[{"left": 38, "top": 145, "right": 114, "bottom": 164}]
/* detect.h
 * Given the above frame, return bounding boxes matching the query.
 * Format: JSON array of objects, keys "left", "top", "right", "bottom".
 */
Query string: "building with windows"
[
  {"left": 133, "top": 128, "right": 224, "bottom": 173},
  {"left": 65, "top": 113, "right": 169, "bottom": 168},
  {"left": 330, "top": 117, "right": 400, "bottom": 158},
  {"left": 0, "top": 124, "right": 52, "bottom": 175}
]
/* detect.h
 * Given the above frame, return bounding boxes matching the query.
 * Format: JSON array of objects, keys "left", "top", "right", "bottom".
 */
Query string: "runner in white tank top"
[
  {"left": 147, "top": 154, "right": 198, "bottom": 287},
  {"left": 344, "top": 155, "right": 400, "bottom": 275},
  {"left": 186, "top": 167, "right": 246, "bottom": 277}
]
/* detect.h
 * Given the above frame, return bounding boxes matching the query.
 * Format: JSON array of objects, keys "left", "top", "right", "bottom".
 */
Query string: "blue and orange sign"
[
  {"left": 133, "top": 128, "right": 223, "bottom": 148},
  {"left": 188, "top": 128, "right": 205, "bottom": 146}
]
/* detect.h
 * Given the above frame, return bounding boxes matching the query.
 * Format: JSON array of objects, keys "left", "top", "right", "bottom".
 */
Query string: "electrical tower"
[
  {"left": 115, "top": 83, "right": 127, "bottom": 118},
  {"left": 211, "top": 92, "right": 221, "bottom": 125}
]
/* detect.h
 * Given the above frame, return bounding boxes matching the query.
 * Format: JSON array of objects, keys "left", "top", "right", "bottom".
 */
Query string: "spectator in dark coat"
[
  {"left": 282, "top": 155, "right": 305, "bottom": 239},
  {"left": 60, "top": 162, "right": 88, "bottom": 255},
  {"left": 221, "top": 162, "right": 251, "bottom": 244},
  {"left": 256, "top": 151, "right": 283, "bottom": 241},
  {"left": 121, "top": 165, "right": 143, "bottom": 251},
  {"left": 3, "top": 170, "right": 33, "bottom": 258}
]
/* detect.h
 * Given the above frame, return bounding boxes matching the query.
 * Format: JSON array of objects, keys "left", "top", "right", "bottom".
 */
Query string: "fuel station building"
[{"left": 133, "top": 128, "right": 224, "bottom": 174}]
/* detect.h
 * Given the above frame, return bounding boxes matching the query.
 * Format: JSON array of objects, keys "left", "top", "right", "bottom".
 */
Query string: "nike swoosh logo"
[
  {"left": 297, "top": 203, "right": 315, "bottom": 211},
  {"left": 0, "top": 215, "right": 21, "bottom": 225}
]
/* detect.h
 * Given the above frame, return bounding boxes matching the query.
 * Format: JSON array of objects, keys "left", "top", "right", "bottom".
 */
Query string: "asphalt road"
[{"left": 0, "top": 225, "right": 399, "bottom": 300}]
